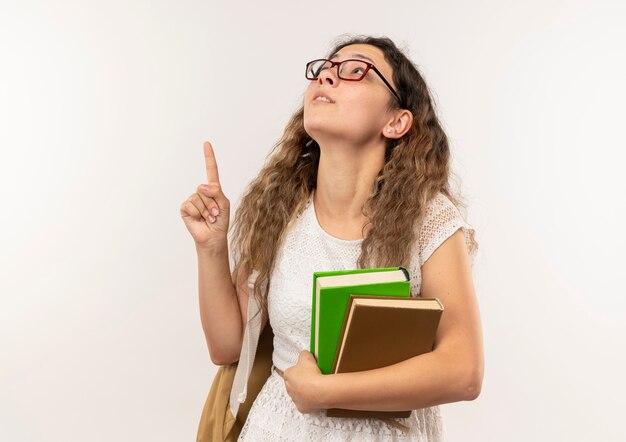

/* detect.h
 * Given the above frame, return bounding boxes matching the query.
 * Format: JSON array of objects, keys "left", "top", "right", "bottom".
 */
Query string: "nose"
[{"left": 317, "top": 64, "right": 339, "bottom": 86}]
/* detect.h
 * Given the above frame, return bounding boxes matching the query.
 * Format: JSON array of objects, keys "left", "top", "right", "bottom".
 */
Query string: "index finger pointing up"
[{"left": 203, "top": 141, "right": 220, "bottom": 184}]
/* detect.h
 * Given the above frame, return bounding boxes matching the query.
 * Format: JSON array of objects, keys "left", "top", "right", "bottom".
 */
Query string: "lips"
[{"left": 312, "top": 92, "right": 335, "bottom": 103}]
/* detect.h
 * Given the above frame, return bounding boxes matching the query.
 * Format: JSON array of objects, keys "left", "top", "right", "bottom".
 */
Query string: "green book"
[{"left": 310, "top": 267, "right": 411, "bottom": 374}]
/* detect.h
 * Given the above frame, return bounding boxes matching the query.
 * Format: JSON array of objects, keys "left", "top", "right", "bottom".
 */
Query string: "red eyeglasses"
[{"left": 305, "top": 58, "right": 403, "bottom": 107}]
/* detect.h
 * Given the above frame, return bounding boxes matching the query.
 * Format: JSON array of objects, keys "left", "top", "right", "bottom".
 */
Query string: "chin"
[
  {"left": 303, "top": 110, "right": 352, "bottom": 142},
  {"left": 302, "top": 117, "right": 326, "bottom": 140}
]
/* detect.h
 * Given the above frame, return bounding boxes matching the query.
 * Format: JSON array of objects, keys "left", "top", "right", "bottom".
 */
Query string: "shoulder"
[
  {"left": 417, "top": 192, "right": 476, "bottom": 266},
  {"left": 423, "top": 192, "right": 460, "bottom": 221}
]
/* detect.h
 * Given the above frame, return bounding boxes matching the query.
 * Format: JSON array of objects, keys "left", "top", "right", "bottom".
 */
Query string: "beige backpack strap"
[{"left": 229, "top": 269, "right": 261, "bottom": 417}]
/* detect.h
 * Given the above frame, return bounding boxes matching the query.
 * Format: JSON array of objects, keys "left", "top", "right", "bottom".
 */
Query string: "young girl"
[{"left": 181, "top": 35, "right": 483, "bottom": 441}]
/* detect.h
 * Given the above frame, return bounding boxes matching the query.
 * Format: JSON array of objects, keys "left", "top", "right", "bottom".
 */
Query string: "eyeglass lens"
[{"left": 306, "top": 59, "right": 369, "bottom": 80}]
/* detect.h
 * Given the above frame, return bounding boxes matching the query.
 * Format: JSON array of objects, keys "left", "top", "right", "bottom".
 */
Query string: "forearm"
[
  {"left": 196, "top": 246, "right": 243, "bottom": 365},
  {"left": 319, "top": 350, "right": 481, "bottom": 411}
]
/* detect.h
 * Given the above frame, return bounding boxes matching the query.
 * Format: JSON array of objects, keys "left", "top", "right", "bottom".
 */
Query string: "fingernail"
[{"left": 211, "top": 208, "right": 219, "bottom": 216}]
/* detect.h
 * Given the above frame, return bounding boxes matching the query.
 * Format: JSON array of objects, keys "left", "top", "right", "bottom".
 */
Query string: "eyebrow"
[{"left": 330, "top": 53, "right": 376, "bottom": 64}]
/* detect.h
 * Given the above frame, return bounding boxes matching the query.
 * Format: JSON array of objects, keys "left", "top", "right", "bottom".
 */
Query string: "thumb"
[{"left": 300, "top": 350, "right": 316, "bottom": 361}]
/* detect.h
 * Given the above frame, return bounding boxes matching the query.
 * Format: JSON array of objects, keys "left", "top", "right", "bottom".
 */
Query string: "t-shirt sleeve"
[{"left": 418, "top": 193, "right": 477, "bottom": 266}]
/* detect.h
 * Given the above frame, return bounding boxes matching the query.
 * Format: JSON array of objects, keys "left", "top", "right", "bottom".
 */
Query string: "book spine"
[{"left": 399, "top": 266, "right": 409, "bottom": 281}]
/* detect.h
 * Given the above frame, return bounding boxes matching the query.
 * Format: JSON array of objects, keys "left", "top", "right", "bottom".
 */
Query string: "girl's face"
[{"left": 303, "top": 44, "right": 398, "bottom": 147}]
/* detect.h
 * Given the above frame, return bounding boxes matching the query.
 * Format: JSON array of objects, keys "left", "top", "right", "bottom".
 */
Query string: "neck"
[{"left": 313, "top": 139, "right": 385, "bottom": 226}]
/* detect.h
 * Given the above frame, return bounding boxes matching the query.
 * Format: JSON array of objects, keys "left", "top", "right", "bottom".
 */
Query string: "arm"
[
  {"left": 196, "top": 246, "right": 244, "bottom": 365},
  {"left": 284, "top": 229, "right": 483, "bottom": 412},
  {"left": 319, "top": 229, "right": 483, "bottom": 410},
  {"left": 189, "top": 140, "right": 269, "bottom": 365},
  {"left": 198, "top": 245, "right": 269, "bottom": 366}
]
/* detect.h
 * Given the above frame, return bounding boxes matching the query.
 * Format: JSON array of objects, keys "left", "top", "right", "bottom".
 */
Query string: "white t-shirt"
[{"left": 234, "top": 190, "right": 476, "bottom": 441}]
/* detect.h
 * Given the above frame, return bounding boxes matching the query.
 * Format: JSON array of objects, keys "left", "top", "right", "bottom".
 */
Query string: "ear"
[{"left": 382, "top": 109, "right": 413, "bottom": 139}]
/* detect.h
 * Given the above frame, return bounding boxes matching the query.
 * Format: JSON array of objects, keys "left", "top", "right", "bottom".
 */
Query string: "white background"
[{"left": 1, "top": 0, "right": 625, "bottom": 440}]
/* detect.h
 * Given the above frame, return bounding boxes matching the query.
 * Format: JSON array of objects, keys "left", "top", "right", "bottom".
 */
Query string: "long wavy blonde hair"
[{"left": 229, "top": 35, "right": 478, "bottom": 320}]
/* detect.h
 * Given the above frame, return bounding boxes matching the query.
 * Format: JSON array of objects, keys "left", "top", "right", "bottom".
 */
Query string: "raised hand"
[{"left": 180, "top": 141, "right": 231, "bottom": 252}]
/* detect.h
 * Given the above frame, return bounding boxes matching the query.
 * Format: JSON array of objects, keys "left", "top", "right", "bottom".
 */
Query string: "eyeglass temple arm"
[{"left": 370, "top": 65, "right": 403, "bottom": 106}]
